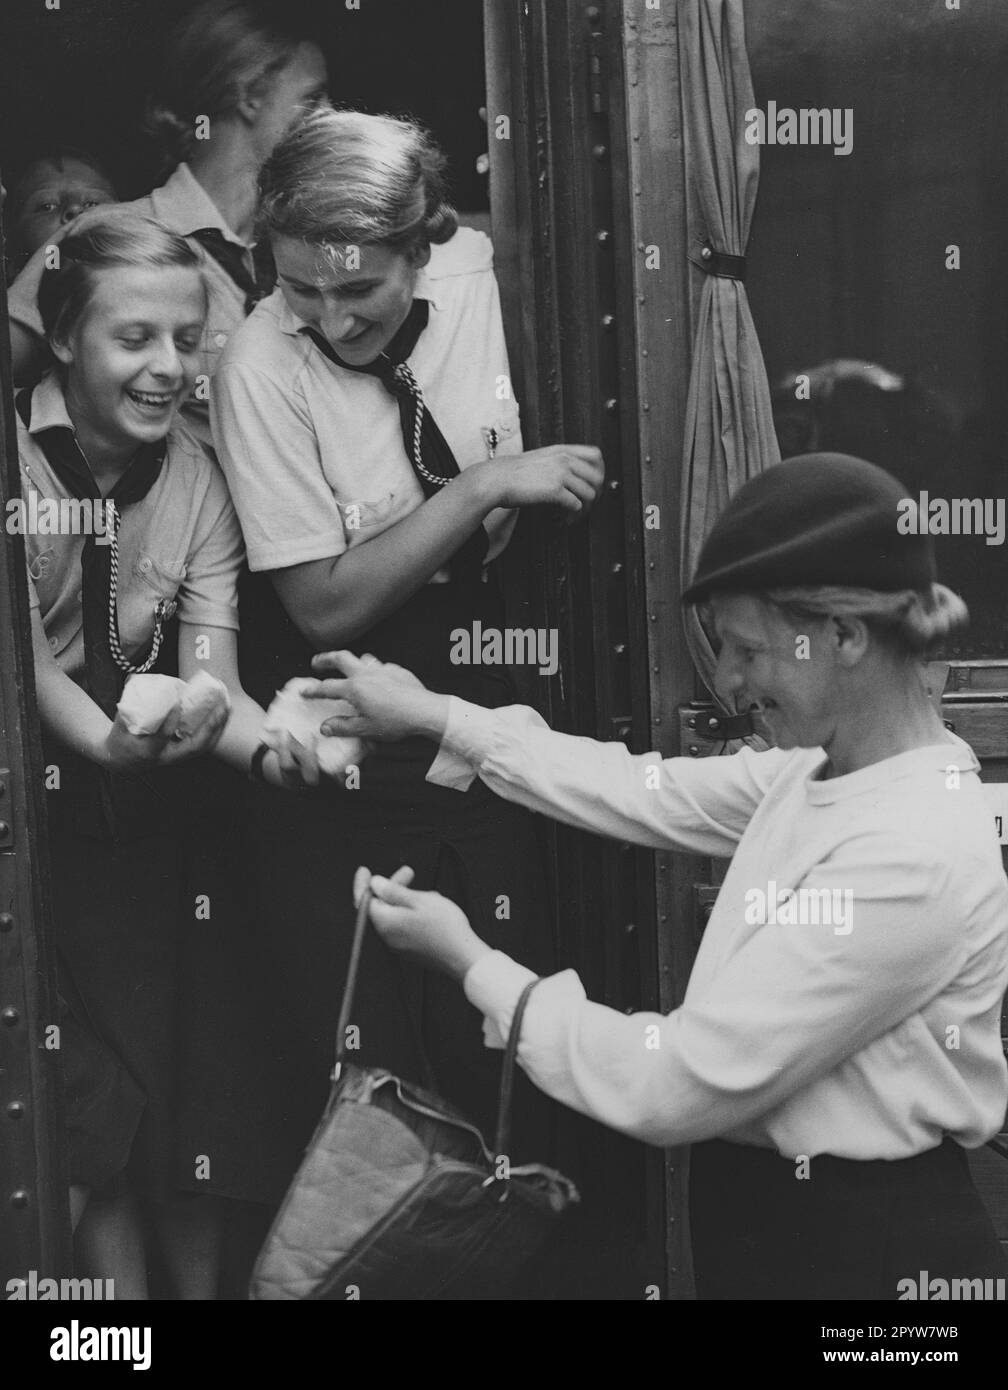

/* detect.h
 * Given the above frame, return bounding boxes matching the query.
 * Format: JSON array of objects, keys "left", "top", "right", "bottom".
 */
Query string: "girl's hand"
[
  {"left": 104, "top": 698, "right": 229, "bottom": 769},
  {"left": 354, "top": 865, "right": 492, "bottom": 983},
  {"left": 303, "top": 651, "right": 448, "bottom": 743},
  {"left": 155, "top": 694, "right": 230, "bottom": 763},
  {"left": 104, "top": 710, "right": 172, "bottom": 771},
  {"left": 265, "top": 729, "right": 323, "bottom": 790},
  {"left": 485, "top": 444, "right": 604, "bottom": 519}
]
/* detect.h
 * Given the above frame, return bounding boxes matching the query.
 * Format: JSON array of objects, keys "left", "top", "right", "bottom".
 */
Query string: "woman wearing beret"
[{"left": 306, "top": 452, "right": 1008, "bottom": 1300}]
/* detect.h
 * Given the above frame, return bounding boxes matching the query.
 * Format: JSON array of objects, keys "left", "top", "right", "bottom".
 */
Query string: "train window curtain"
[{"left": 679, "top": 0, "right": 780, "bottom": 700}]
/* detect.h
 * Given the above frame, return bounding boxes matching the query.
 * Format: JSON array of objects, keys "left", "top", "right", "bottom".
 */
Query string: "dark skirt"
[
  {"left": 48, "top": 755, "right": 288, "bottom": 1205},
  {"left": 238, "top": 568, "right": 557, "bottom": 1182},
  {"left": 689, "top": 1136, "right": 1007, "bottom": 1300}
]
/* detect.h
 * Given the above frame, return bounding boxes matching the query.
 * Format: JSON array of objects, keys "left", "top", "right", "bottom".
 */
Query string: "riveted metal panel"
[{"left": 0, "top": 234, "right": 71, "bottom": 1284}]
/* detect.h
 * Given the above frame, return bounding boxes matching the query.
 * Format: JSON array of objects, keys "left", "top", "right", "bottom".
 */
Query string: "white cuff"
[
  {"left": 425, "top": 696, "right": 500, "bottom": 792},
  {"left": 463, "top": 950, "right": 539, "bottom": 1050}
]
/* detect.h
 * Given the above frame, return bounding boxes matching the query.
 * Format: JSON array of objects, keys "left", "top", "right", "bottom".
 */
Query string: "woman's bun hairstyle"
[
  {"left": 144, "top": 0, "right": 308, "bottom": 170},
  {"left": 257, "top": 107, "right": 458, "bottom": 253},
  {"left": 891, "top": 584, "right": 970, "bottom": 653}
]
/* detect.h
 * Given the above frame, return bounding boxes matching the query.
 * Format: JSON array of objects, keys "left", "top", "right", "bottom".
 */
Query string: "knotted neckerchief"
[
  {"left": 189, "top": 227, "right": 276, "bottom": 315},
  {"left": 300, "top": 298, "right": 489, "bottom": 584},
  {"left": 15, "top": 388, "right": 169, "bottom": 718}
]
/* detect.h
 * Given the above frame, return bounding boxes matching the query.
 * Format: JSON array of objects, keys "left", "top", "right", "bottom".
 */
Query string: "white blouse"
[{"left": 425, "top": 698, "right": 1008, "bottom": 1160}]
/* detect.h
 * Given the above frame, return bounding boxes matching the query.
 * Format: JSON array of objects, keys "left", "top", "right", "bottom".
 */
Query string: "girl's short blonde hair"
[
  {"left": 38, "top": 208, "right": 207, "bottom": 342},
  {"left": 762, "top": 583, "right": 969, "bottom": 655},
  {"left": 256, "top": 107, "right": 458, "bottom": 254}
]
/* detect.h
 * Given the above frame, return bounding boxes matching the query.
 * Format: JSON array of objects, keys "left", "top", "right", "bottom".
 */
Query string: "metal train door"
[{"left": 0, "top": 264, "right": 72, "bottom": 1286}]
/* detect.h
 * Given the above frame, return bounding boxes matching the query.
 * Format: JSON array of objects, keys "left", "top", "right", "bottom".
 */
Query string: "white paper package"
[
  {"left": 261, "top": 678, "right": 367, "bottom": 777},
  {"left": 116, "top": 670, "right": 231, "bottom": 736}
]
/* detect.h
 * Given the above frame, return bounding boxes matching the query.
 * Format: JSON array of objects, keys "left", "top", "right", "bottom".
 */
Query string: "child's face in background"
[
  {"left": 56, "top": 265, "right": 207, "bottom": 456},
  {"left": 10, "top": 157, "right": 117, "bottom": 264}
]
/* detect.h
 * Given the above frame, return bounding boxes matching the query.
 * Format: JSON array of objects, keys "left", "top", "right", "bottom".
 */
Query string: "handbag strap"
[
  {"left": 332, "top": 886, "right": 437, "bottom": 1090},
  {"left": 492, "top": 978, "right": 542, "bottom": 1161},
  {"left": 336, "top": 888, "right": 543, "bottom": 1163}
]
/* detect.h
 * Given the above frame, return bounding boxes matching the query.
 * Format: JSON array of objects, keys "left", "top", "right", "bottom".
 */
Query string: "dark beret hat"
[{"left": 681, "top": 452, "right": 936, "bottom": 605}]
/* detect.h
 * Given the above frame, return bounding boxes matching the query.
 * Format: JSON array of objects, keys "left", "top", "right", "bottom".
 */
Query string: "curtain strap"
[{"left": 692, "top": 242, "right": 747, "bottom": 281}]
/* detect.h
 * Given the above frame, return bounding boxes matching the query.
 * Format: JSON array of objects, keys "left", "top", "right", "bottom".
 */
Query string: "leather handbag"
[{"left": 250, "top": 889, "right": 580, "bottom": 1300}]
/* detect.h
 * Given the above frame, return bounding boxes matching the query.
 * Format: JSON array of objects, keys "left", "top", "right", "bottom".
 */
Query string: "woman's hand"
[
  {"left": 482, "top": 444, "right": 604, "bottom": 519},
  {"left": 303, "top": 651, "right": 449, "bottom": 743},
  {"left": 354, "top": 865, "right": 492, "bottom": 983}
]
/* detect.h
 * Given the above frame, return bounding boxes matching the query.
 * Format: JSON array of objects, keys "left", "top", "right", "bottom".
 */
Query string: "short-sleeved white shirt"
[
  {"left": 209, "top": 227, "right": 522, "bottom": 577},
  {"left": 17, "top": 371, "right": 244, "bottom": 683},
  {"left": 8, "top": 164, "right": 253, "bottom": 448}
]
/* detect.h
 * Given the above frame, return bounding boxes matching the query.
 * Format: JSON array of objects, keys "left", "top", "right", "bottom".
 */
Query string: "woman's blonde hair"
[
  {"left": 256, "top": 107, "right": 458, "bottom": 254},
  {"left": 762, "top": 583, "right": 969, "bottom": 655}
]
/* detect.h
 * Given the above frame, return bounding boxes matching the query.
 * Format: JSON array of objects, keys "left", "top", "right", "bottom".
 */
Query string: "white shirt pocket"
[{"left": 119, "top": 553, "right": 187, "bottom": 656}]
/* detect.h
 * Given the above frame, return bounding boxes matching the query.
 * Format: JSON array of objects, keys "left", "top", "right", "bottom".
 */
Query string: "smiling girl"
[
  {"left": 209, "top": 107, "right": 604, "bottom": 1167},
  {"left": 20, "top": 208, "right": 324, "bottom": 1298},
  {"left": 8, "top": 0, "right": 328, "bottom": 447}
]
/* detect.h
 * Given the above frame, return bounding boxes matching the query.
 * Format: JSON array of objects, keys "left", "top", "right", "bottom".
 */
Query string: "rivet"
[
  {"left": 601, "top": 313, "right": 615, "bottom": 329},
  {"left": 587, "top": 5, "right": 601, "bottom": 20},
  {"left": 701, "top": 246, "right": 712, "bottom": 260},
  {"left": 648, "top": 562, "right": 656, "bottom": 571},
  {"left": 0, "top": 914, "right": 13, "bottom": 933},
  {"left": 637, "top": 294, "right": 645, "bottom": 304},
  {"left": 643, "top": 402, "right": 650, "bottom": 412},
  {"left": 0, "top": 823, "right": 10, "bottom": 839},
  {"left": 613, "top": 643, "right": 626, "bottom": 655},
  {"left": 624, "top": 922, "right": 637, "bottom": 936},
  {"left": 637, "top": 242, "right": 645, "bottom": 252},
  {"left": 645, "top": 455, "right": 652, "bottom": 463},
  {"left": 9, "top": 1190, "right": 29, "bottom": 1209},
  {"left": 688, "top": 744, "right": 700, "bottom": 756},
  {"left": 687, "top": 717, "right": 697, "bottom": 730},
  {"left": 6, "top": 1102, "right": 24, "bottom": 1120},
  {"left": 1, "top": 1008, "right": 20, "bottom": 1027},
  {"left": 608, "top": 479, "right": 620, "bottom": 491},
  {"left": 596, "top": 229, "right": 611, "bottom": 244},
  {"left": 604, "top": 398, "right": 618, "bottom": 414},
  {"left": 654, "top": 715, "right": 661, "bottom": 724},
  {"left": 0, "top": 781, "right": 6, "bottom": 797},
  {"left": 642, "top": 348, "right": 649, "bottom": 357},
  {"left": 611, "top": 561, "right": 624, "bottom": 575},
  {"left": 649, "top": 611, "right": 657, "bottom": 621},
  {"left": 708, "top": 717, "right": 719, "bottom": 730},
  {"left": 592, "top": 144, "right": 607, "bottom": 160},
  {"left": 623, "top": 1006, "right": 635, "bottom": 1015}
]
